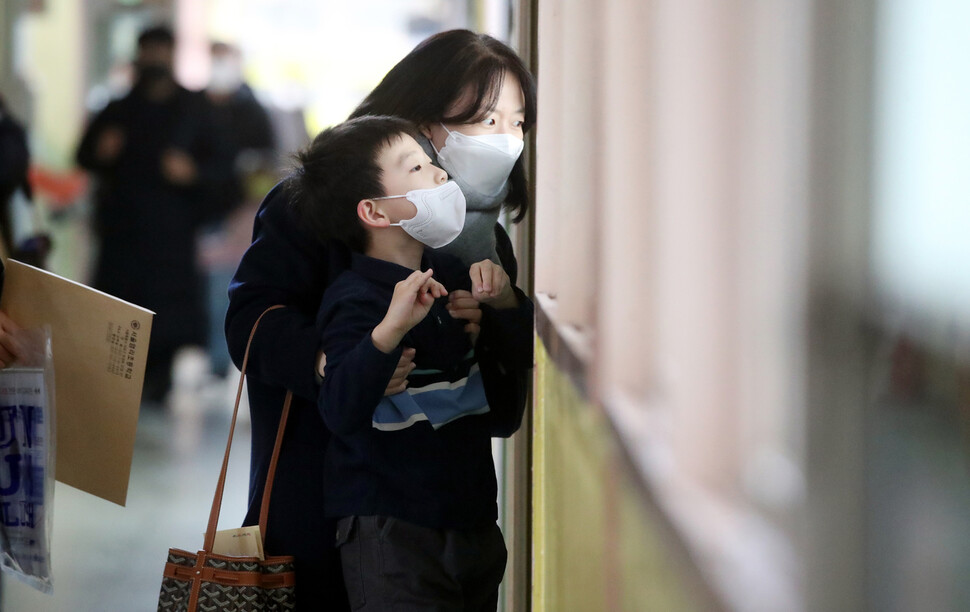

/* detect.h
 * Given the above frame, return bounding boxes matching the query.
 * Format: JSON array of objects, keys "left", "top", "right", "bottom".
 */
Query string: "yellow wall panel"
[{"left": 532, "top": 338, "right": 703, "bottom": 611}]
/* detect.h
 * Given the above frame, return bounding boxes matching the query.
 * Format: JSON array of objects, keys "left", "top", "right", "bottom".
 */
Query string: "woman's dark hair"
[
  {"left": 288, "top": 116, "right": 421, "bottom": 253},
  {"left": 350, "top": 29, "right": 536, "bottom": 222}
]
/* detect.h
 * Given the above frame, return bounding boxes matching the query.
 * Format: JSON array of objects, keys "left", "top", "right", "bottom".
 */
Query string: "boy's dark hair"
[
  {"left": 290, "top": 116, "right": 421, "bottom": 253},
  {"left": 350, "top": 29, "right": 536, "bottom": 223},
  {"left": 137, "top": 25, "right": 175, "bottom": 48}
]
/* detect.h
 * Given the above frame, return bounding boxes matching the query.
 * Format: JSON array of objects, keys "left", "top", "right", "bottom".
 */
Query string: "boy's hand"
[
  {"left": 447, "top": 290, "right": 482, "bottom": 345},
  {"left": 469, "top": 260, "right": 518, "bottom": 309},
  {"left": 372, "top": 269, "right": 447, "bottom": 353}
]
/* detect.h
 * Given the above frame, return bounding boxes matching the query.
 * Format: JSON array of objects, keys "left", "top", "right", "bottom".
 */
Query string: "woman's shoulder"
[
  {"left": 251, "top": 177, "right": 338, "bottom": 263},
  {"left": 256, "top": 177, "right": 297, "bottom": 220}
]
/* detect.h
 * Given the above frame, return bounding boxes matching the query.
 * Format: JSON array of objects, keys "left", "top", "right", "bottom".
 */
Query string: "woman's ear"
[
  {"left": 419, "top": 124, "right": 435, "bottom": 141},
  {"left": 358, "top": 199, "right": 391, "bottom": 228}
]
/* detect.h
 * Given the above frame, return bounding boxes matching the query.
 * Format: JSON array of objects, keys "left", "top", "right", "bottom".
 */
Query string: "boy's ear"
[{"left": 357, "top": 199, "right": 391, "bottom": 228}]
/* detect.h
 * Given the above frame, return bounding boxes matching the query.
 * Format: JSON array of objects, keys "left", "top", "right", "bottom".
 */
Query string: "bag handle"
[{"left": 203, "top": 304, "right": 292, "bottom": 553}]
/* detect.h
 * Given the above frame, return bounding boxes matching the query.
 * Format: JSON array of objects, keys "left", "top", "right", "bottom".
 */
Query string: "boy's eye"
[{"left": 410, "top": 164, "right": 422, "bottom": 173}]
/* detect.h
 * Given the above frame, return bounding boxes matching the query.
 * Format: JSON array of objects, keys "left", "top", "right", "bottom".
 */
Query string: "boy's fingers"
[
  {"left": 421, "top": 278, "right": 447, "bottom": 299},
  {"left": 416, "top": 269, "right": 435, "bottom": 286},
  {"left": 403, "top": 268, "right": 433, "bottom": 288},
  {"left": 418, "top": 282, "right": 440, "bottom": 306}
]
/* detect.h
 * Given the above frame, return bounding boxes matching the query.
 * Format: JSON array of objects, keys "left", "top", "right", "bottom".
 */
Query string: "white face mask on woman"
[
  {"left": 373, "top": 181, "right": 467, "bottom": 249},
  {"left": 432, "top": 124, "right": 524, "bottom": 198}
]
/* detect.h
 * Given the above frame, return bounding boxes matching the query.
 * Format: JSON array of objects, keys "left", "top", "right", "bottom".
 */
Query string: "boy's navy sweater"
[{"left": 315, "top": 249, "right": 533, "bottom": 530}]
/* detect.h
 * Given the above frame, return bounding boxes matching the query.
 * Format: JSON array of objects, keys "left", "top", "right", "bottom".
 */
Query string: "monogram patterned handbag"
[{"left": 157, "top": 306, "right": 297, "bottom": 611}]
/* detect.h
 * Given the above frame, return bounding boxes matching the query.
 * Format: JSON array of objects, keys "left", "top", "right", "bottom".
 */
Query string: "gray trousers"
[{"left": 335, "top": 515, "right": 507, "bottom": 612}]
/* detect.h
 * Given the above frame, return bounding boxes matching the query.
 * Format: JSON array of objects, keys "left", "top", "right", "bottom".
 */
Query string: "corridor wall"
[{"left": 531, "top": 339, "right": 704, "bottom": 611}]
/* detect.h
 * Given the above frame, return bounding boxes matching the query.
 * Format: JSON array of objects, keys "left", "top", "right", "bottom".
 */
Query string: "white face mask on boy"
[
  {"left": 432, "top": 124, "right": 524, "bottom": 198},
  {"left": 373, "top": 181, "right": 466, "bottom": 249}
]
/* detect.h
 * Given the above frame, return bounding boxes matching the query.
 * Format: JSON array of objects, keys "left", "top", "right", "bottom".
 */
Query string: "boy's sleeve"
[
  {"left": 476, "top": 287, "right": 535, "bottom": 437},
  {"left": 225, "top": 181, "right": 340, "bottom": 401},
  {"left": 316, "top": 287, "right": 403, "bottom": 436}
]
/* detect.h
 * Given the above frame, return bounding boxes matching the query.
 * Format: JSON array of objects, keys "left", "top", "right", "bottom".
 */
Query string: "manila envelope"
[
  {"left": 0, "top": 258, "right": 154, "bottom": 506},
  {"left": 212, "top": 526, "right": 265, "bottom": 560}
]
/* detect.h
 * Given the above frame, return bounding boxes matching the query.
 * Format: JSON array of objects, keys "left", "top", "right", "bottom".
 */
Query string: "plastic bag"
[{"left": 0, "top": 325, "right": 56, "bottom": 593}]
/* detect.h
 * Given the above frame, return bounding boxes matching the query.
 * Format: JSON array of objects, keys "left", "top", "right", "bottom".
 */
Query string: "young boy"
[{"left": 291, "top": 115, "right": 533, "bottom": 611}]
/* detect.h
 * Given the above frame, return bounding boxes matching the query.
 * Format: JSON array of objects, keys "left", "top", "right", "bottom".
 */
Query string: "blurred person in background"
[
  {"left": 0, "top": 95, "right": 30, "bottom": 366},
  {"left": 199, "top": 41, "right": 276, "bottom": 381},
  {"left": 226, "top": 29, "right": 535, "bottom": 610},
  {"left": 0, "top": 95, "right": 51, "bottom": 267},
  {"left": 261, "top": 78, "right": 311, "bottom": 164},
  {"left": 76, "top": 25, "right": 235, "bottom": 405}
]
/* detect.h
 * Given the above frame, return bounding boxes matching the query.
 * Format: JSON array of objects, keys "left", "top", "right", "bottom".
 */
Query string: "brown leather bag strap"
[
  {"left": 203, "top": 304, "right": 288, "bottom": 553},
  {"left": 258, "top": 388, "right": 292, "bottom": 537}
]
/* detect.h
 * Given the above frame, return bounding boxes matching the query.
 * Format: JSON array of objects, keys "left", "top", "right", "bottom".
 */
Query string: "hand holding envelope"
[
  {"left": 0, "top": 308, "right": 28, "bottom": 368},
  {"left": 0, "top": 258, "right": 154, "bottom": 506}
]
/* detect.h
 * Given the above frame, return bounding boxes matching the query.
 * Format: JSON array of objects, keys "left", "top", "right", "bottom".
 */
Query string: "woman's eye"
[
  {"left": 482, "top": 118, "right": 496, "bottom": 127},
  {"left": 512, "top": 120, "right": 524, "bottom": 128}
]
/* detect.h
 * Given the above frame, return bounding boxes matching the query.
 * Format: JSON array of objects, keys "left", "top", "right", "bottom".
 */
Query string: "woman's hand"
[
  {"left": 469, "top": 260, "right": 517, "bottom": 309},
  {"left": 318, "top": 345, "right": 415, "bottom": 395},
  {"left": 447, "top": 290, "right": 482, "bottom": 345},
  {"left": 385, "top": 347, "right": 416, "bottom": 395}
]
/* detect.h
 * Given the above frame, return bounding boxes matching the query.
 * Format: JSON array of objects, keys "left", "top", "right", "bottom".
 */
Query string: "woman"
[{"left": 226, "top": 29, "right": 536, "bottom": 609}]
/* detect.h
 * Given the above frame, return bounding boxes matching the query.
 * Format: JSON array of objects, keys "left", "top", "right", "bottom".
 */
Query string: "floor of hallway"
[{"left": 0, "top": 362, "right": 250, "bottom": 612}]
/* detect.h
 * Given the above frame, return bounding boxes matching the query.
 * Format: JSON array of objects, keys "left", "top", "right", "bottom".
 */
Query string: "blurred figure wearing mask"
[
  {"left": 200, "top": 41, "right": 276, "bottom": 378},
  {"left": 76, "top": 25, "right": 235, "bottom": 404}
]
